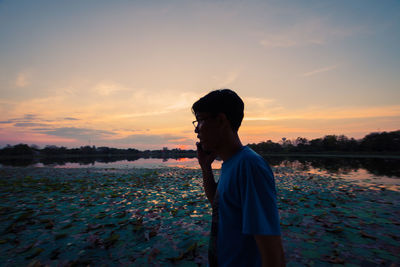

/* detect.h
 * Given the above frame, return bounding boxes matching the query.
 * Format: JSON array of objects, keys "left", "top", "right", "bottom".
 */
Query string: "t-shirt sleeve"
[{"left": 240, "top": 159, "right": 281, "bottom": 235}]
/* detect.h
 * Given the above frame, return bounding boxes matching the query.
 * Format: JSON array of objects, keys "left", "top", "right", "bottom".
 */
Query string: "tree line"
[
  {"left": 0, "top": 145, "right": 195, "bottom": 158},
  {"left": 0, "top": 129, "right": 399, "bottom": 158},
  {"left": 248, "top": 130, "right": 400, "bottom": 154}
]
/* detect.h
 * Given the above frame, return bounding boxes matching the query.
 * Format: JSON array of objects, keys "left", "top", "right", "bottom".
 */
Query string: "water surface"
[{"left": 1, "top": 156, "right": 399, "bottom": 190}]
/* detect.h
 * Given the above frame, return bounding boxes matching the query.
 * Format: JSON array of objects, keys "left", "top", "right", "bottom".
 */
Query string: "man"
[{"left": 192, "top": 89, "right": 285, "bottom": 267}]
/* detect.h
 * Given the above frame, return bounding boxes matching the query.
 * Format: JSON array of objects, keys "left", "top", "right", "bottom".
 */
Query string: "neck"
[{"left": 218, "top": 132, "right": 243, "bottom": 161}]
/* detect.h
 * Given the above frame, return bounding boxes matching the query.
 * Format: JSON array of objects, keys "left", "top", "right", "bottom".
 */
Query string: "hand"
[{"left": 196, "top": 142, "right": 217, "bottom": 169}]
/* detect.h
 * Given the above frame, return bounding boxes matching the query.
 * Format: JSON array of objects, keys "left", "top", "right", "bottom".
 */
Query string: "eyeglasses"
[
  {"left": 192, "top": 116, "right": 212, "bottom": 128},
  {"left": 192, "top": 120, "right": 201, "bottom": 128}
]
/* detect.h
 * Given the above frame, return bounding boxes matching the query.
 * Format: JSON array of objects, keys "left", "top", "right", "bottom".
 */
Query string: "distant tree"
[
  {"left": 80, "top": 146, "right": 96, "bottom": 154},
  {"left": 43, "top": 145, "right": 67, "bottom": 156},
  {"left": 248, "top": 140, "right": 282, "bottom": 153},
  {"left": 322, "top": 135, "right": 338, "bottom": 151},
  {"left": 0, "top": 144, "right": 35, "bottom": 156},
  {"left": 30, "top": 144, "right": 40, "bottom": 151},
  {"left": 309, "top": 138, "right": 323, "bottom": 152},
  {"left": 347, "top": 138, "right": 359, "bottom": 152},
  {"left": 294, "top": 137, "right": 310, "bottom": 152},
  {"left": 360, "top": 130, "right": 400, "bottom": 152},
  {"left": 280, "top": 137, "right": 292, "bottom": 147},
  {"left": 294, "top": 137, "right": 308, "bottom": 146},
  {"left": 97, "top": 146, "right": 111, "bottom": 154},
  {"left": 127, "top": 148, "right": 140, "bottom": 154}
]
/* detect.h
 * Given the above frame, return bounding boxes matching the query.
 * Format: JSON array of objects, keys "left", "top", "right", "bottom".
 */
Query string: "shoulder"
[
  {"left": 223, "top": 146, "right": 272, "bottom": 177},
  {"left": 239, "top": 147, "right": 268, "bottom": 167},
  {"left": 239, "top": 147, "right": 274, "bottom": 180}
]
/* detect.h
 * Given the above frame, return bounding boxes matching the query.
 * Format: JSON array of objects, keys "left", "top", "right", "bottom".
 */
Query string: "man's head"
[
  {"left": 192, "top": 89, "right": 244, "bottom": 153},
  {"left": 192, "top": 89, "right": 244, "bottom": 132}
]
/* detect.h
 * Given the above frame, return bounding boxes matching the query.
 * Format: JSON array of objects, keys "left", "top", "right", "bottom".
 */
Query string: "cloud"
[
  {"left": 92, "top": 81, "right": 130, "bottom": 96},
  {"left": 38, "top": 127, "right": 116, "bottom": 140},
  {"left": 212, "top": 71, "right": 240, "bottom": 88},
  {"left": 301, "top": 65, "right": 337, "bottom": 77},
  {"left": 5, "top": 84, "right": 200, "bottom": 128},
  {"left": 115, "top": 90, "right": 200, "bottom": 118},
  {"left": 243, "top": 105, "right": 400, "bottom": 121},
  {"left": 242, "top": 97, "right": 282, "bottom": 120},
  {"left": 111, "top": 133, "right": 190, "bottom": 145},
  {"left": 299, "top": 105, "right": 400, "bottom": 120},
  {"left": 244, "top": 97, "right": 275, "bottom": 108},
  {"left": 15, "top": 72, "right": 31, "bottom": 87},
  {"left": 21, "top": 114, "right": 37, "bottom": 121},
  {"left": 14, "top": 122, "right": 49, "bottom": 127},
  {"left": 64, "top": 117, "right": 79, "bottom": 121},
  {"left": 0, "top": 114, "right": 41, "bottom": 124}
]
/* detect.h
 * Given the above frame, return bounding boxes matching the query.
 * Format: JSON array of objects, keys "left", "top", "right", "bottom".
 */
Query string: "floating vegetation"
[{"left": 0, "top": 166, "right": 399, "bottom": 266}]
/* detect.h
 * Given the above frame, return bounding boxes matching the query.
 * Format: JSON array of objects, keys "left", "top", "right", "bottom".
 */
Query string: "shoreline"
[
  {"left": 1, "top": 152, "right": 400, "bottom": 160},
  {"left": 259, "top": 153, "right": 400, "bottom": 159}
]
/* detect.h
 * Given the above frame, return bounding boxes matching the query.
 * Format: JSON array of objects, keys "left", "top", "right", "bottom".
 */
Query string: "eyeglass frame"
[{"left": 192, "top": 115, "right": 215, "bottom": 128}]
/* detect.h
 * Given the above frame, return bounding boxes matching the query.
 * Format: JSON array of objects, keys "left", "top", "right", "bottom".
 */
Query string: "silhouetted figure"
[{"left": 192, "top": 89, "right": 285, "bottom": 267}]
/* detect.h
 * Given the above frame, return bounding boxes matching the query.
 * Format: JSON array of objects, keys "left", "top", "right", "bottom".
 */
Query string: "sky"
[{"left": 0, "top": 0, "right": 399, "bottom": 150}]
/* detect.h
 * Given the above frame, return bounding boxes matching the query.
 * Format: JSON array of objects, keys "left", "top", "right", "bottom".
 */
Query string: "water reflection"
[
  {"left": 0, "top": 155, "right": 142, "bottom": 167},
  {"left": 264, "top": 156, "right": 400, "bottom": 178},
  {"left": 0, "top": 155, "right": 399, "bottom": 179}
]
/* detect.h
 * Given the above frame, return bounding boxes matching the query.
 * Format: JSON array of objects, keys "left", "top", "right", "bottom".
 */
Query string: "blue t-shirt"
[{"left": 208, "top": 146, "right": 281, "bottom": 267}]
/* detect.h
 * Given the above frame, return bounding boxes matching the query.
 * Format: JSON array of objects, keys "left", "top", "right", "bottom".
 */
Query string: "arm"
[
  {"left": 254, "top": 235, "right": 285, "bottom": 267},
  {"left": 196, "top": 142, "right": 218, "bottom": 204}
]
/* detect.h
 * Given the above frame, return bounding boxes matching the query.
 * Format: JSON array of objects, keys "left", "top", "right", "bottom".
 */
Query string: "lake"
[
  {"left": 2, "top": 155, "right": 399, "bottom": 191},
  {"left": 1, "top": 155, "right": 399, "bottom": 265}
]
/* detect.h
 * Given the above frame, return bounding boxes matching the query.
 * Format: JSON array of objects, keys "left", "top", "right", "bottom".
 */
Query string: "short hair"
[{"left": 192, "top": 89, "right": 244, "bottom": 131}]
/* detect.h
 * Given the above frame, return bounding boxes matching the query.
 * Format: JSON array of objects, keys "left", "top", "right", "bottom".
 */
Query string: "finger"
[{"left": 196, "top": 142, "right": 206, "bottom": 153}]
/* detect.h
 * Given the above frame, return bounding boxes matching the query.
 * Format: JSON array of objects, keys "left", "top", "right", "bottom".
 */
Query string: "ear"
[{"left": 217, "top": 113, "right": 231, "bottom": 129}]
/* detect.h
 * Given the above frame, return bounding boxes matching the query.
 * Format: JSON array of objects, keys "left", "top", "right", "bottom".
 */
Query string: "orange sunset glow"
[{"left": 1, "top": 1, "right": 399, "bottom": 150}]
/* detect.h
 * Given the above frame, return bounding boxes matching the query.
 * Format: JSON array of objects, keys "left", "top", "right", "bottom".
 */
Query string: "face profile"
[{"left": 194, "top": 112, "right": 219, "bottom": 153}]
